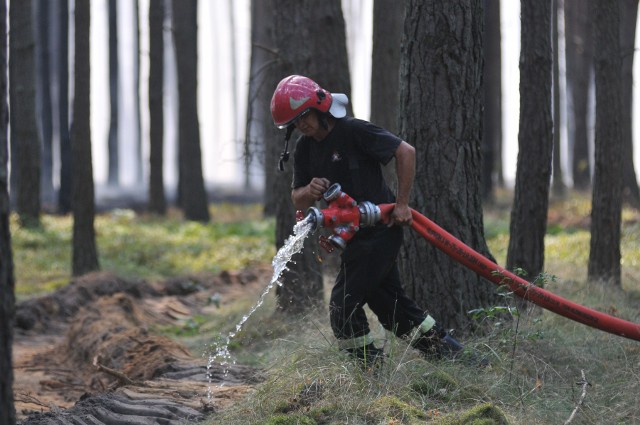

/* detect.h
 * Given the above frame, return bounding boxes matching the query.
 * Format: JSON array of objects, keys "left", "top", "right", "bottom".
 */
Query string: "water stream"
[{"left": 205, "top": 217, "right": 315, "bottom": 398}]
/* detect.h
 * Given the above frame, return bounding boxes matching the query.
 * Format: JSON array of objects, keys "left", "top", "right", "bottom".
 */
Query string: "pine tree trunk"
[
  {"left": 482, "top": 0, "right": 503, "bottom": 201},
  {"left": 245, "top": 0, "right": 271, "bottom": 195},
  {"left": 172, "top": 0, "right": 210, "bottom": 222},
  {"left": 256, "top": 0, "right": 278, "bottom": 217},
  {"left": 506, "top": 0, "right": 553, "bottom": 281},
  {"left": 564, "top": 1, "right": 592, "bottom": 190},
  {"left": 370, "top": 0, "right": 403, "bottom": 191},
  {"left": 268, "top": 0, "right": 352, "bottom": 314},
  {"left": 108, "top": 0, "right": 119, "bottom": 186},
  {"left": 551, "top": 0, "right": 566, "bottom": 199},
  {"left": 57, "top": 0, "right": 72, "bottom": 214},
  {"left": 0, "top": 1, "right": 16, "bottom": 420},
  {"left": 588, "top": 1, "right": 623, "bottom": 285},
  {"left": 71, "top": 0, "right": 100, "bottom": 276},
  {"left": 35, "top": 0, "right": 55, "bottom": 207},
  {"left": 133, "top": 0, "right": 143, "bottom": 183},
  {"left": 619, "top": 0, "right": 640, "bottom": 207},
  {"left": 148, "top": 0, "right": 166, "bottom": 214},
  {"left": 399, "top": 0, "right": 501, "bottom": 332},
  {"left": 10, "top": 0, "right": 41, "bottom": 227}
]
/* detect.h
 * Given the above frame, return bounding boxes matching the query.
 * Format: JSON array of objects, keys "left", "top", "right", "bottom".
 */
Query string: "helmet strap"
[{"left": 278, "top": 125, "right": 294, "bottom": 172}]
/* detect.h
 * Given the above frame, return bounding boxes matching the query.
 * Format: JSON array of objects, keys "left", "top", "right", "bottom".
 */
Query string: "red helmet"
[{"left": 271, "top": 75, "right": 347, "bottom": 128}]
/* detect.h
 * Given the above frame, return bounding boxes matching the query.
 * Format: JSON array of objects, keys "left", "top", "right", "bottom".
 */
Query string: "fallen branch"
[
  {"left": 564, "top": 370, "right": 590, "bottom": 425},
  {"left": 92, "top": 355, "right": 138, "bottom": 386},
  {"left": 15, "top": 392, "right": 50, "bottom": 408}
]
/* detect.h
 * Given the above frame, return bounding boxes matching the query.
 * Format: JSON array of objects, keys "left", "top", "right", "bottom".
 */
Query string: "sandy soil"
[{"left": 12, "top": 268, "right": 271, "bottom": 424}]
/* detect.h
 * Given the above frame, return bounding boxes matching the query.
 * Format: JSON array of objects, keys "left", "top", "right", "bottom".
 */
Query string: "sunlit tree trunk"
[
  {"left": 482, "top": 0, "right": 503, "bottom": 202},
  {"left": 148, "top": 0, "right": 166, "bottom": 214},
  {"left": 588, "top": 1, "right": 623, "bottom": 286},
  {"left": 399, "top": 0, "right": 500, "bottom": 332},
  {"left": 0, "top": 1, "right": 16, "bottom": 421},
  {"left": 71, "top": 0, "right": 100, "bottom": 276},
  {"left": 10, "top": 0, "right": 41, "bottom": 227},
  {"left": 172, "top": 0, "right": 210, "bottom": 222}
]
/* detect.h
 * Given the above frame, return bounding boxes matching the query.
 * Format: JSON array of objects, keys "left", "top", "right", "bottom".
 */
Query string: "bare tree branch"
[{"left": 564, "top": 370, "right": 590, "bottom": 425}]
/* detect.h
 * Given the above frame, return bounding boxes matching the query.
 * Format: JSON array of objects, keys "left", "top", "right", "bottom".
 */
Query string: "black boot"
[
  {"left": 413, "top": 326, "right": 488, "bottom": 367},
  {"left": 412, "top": 325, "right": 464, "bottom": 360},
  {"left": 343, "top": 343, "right": 385, "bottom": 369}
]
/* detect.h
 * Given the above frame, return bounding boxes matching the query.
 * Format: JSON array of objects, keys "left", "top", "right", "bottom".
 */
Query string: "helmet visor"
[{"left": 276, "top": 108, "right": 310, "bottom": 129}]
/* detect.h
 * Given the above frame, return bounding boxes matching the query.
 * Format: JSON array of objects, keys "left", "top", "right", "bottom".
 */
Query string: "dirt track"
[{"left": 13, "top": 269, "right": 270, "bottom": 424}]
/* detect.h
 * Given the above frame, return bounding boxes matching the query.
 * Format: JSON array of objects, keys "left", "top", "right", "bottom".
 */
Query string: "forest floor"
[
  {"left": 11, "top": 192, "right": 640, "bottom": 424},
  {"left": 13, "top": 266, "right": 272, "bottom": 425}
]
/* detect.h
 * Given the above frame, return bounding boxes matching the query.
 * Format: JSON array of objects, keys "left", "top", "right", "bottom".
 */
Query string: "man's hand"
[
  {"left": 389, "top": 202, "right": 413, "bottom": 227},
  {"left": 308, "top": 177, "right": 331, "bottom": 200},
  {"left": 292, "top": 177, "right": 331, "bottom": 210}
]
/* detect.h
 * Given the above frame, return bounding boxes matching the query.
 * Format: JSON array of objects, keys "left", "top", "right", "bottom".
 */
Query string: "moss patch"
[{"left": 437, "top": 403, "right": 511, "bottom": 425}]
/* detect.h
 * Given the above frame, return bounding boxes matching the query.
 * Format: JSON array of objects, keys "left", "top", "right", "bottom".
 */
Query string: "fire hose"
[{"left": 302, "top": 183, "right": 640, "bottom": 342}]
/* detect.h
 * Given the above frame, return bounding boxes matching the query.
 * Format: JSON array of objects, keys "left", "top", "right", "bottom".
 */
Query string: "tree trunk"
[
  {"left": 35, "top": 0, "right": 55, "bottom": 207},
  {"left": 133, "top": 0, "right": 143, "bottom": 183},
  {"left": 0, "top": 0, "right": 16, "bottom": 421},
  {"left": 245, "top": 0, "right": 271, "bottom": 199},
  {"left": 71, "top": 0, "right": 100, "bottom": 276},
  {"left": 10, "top": 0, "right": 41, "bottom": 227},
  {"left": 268, "top": 0, "right": 353, "bottom": 314},
  {"left": 172, "top": 0, "right": 210, "bottom": 222},
  {"left": 551, "top": 0, "right": 566, "bottom": 199},
  {"left": 398, "top": 0, "right": 501, "bottom": 332},
  {"left": 108, "top": 0, "right": 119, "bottom": 186},
  {"left": 506, "top": 0, "right": 553, "bottom": 282},
  {"left": 481, "top": 0, "right": 503, "bottom": 202},
  {"left": 148, "top": 0, "right": 166, "bottom": 215},
  {"left": 588, "top": 1, "right": 623, "bottom": 286},
  {"left": 57, "top": 0, "right": 72, "bottom": 214},
  {"left": 619, "top": 0, "right": 640, "bottom": 208},
  {"left": 564, "top": 0, "right": 592, "bottom": 190},
  {"left": 370, "top": 0, "right": 403, "bottom": 191}
]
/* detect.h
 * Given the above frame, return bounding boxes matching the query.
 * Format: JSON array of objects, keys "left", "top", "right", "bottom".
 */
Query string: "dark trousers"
[{"left": 330, "top": 225, "right": 427, "bottom": 342}]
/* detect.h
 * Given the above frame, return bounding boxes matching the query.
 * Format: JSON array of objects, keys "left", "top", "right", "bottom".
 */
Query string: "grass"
[
  {"left": 9, "top": 192, "right": 640, "bottom": 424},
  {"left": 10, "top": 203, "right": 275, "bottom": 300}
]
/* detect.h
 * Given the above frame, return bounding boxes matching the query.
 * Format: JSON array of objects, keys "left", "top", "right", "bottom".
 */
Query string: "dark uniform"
[{"left": 292, "top": 117, "right": 430, "bottom": 350}]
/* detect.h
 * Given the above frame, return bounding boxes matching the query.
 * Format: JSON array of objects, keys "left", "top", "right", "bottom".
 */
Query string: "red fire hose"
[{"left": 375, "top": 203, "right": 640, "bottom": 342}]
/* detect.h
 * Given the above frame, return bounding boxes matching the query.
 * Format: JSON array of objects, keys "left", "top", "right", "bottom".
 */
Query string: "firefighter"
[{"left": 270, "top": 75, "right": 466, "bottom": 365}]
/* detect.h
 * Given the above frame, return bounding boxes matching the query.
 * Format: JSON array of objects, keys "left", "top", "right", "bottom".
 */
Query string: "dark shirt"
[{"left": 292, "top": 117, "right": 401, "bottom": 205}]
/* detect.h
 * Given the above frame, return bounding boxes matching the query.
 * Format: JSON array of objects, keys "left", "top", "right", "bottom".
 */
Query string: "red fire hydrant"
[{"left": 299, "top": 183, "right": 381, "bottom": 251}]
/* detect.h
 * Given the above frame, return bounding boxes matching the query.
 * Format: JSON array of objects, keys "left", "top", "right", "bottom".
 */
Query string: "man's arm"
[
  {"left": 291, "top": 177, "right": 331, "bottom": 211},
  {"left": 390, "top": 141, "right": 415, "bottom": 226}
]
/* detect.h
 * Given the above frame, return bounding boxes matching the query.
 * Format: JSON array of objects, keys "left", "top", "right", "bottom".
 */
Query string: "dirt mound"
[{"left": 14, "top": 268, "right": 270, "bottom": 424}]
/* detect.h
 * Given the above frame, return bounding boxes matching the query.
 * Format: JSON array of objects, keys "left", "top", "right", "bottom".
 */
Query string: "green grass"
[
  {"left": 209, "top": 193, "right": 640, "bottom": 424},
  {"left": 9, "top": 194, "right": 640, "bottom": 424},
  {"left": 10, "top": 203, "right": 275, "bottom": 299}
]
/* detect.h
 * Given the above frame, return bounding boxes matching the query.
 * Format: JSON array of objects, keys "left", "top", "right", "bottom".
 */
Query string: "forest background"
[
  {"left": 88, "top": 0, "right": 640, "bottom": 194},
  {"left": 2, "top": 0, "right": 640, "bottom": 424}
]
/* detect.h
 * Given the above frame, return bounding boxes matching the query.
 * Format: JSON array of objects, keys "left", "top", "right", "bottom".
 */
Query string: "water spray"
[{"left": 302, "top": 183, "right": 640, "bottom": 342}]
